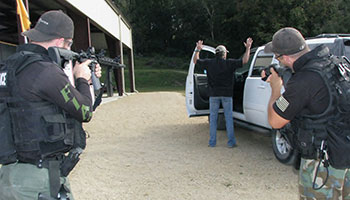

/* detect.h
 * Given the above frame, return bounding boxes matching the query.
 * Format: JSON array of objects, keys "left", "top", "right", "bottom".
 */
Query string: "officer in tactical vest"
[
  {"left": 263, "top": 27, "right": 350, "bottom": 199},
  {"left": 0, "top": 10, "right": 101, "bottom": 199}
]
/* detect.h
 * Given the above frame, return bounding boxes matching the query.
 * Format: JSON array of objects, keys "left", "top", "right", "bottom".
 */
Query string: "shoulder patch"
[{"left": 276, "top": 96, "right": 289, "bottom": 112}]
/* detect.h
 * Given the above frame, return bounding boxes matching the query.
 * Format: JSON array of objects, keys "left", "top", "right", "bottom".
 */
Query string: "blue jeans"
[{"left": 209, "top": 96, "right": 236, "bottom": 147}]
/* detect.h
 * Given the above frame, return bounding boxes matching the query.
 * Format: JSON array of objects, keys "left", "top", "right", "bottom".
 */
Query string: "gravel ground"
[{"left": 69, "top": 92, "right": 298, "bottom": 200}]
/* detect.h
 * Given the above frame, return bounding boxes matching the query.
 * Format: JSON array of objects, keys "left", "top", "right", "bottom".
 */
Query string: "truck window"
[
  {"left": 309, "top": 43, "right": 335, "bottom": 53},
  {"left": 235, "top": 50, "right": 255, "bottom": 79},
  {"left": 251, "top": 50, "right": 273, "bottom": 77}
]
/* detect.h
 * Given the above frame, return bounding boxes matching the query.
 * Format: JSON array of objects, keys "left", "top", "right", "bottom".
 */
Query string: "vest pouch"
[
  {"left": 73, "top": 121, "right": 86, "bottom": 149},
  {"left": 41, "top": 114, "right": 66, "bottom": 142},
  {"left": 39, "top": 114, "right": 72, "bottom": 157},
  {"left": 64, "top": 114, "right": 86, "bottom": 149},
  {"left": 326, "top": 124, "right": 350, "bottom": 169},
  {"left": 297, "top": 128, "right": 317, "bottom": 159},
  {"left": 0, "top": 101, "right": 17, "bottom": 164},
  {"left": 65, "top": 117, "right": 77, "bottom": 147}
]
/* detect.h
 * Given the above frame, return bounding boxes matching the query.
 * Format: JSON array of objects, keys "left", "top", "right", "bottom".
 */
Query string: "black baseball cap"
[
  {"left": 264, "top": 27, "right": 307, "bottom": 55},
  {"left": 22, "top": 10, "right": 74, "bottom": 42}
]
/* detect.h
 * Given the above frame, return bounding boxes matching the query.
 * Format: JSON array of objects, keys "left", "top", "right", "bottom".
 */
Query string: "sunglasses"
[
  {"left": 275, "top": 54, "right": 283, "bottom": 61},
  {"left": 64, "top": 39, "right": 73, "bottom": 48}
]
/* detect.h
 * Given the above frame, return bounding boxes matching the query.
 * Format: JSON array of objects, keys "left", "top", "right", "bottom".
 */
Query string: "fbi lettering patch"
[
  {"left": 0, "top": 72, "right": 7, "bottom": 87},
  {"left": 276, "top": 95, "right": 289, "bottom": 112}
]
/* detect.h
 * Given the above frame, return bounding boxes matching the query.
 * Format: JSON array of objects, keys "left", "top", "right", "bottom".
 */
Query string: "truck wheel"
[
  {"left": 271, "top": 129, "right": 296, "bottom": 165},
  {"left": 217, "top": 114, "right": 226, "bottom": 130},
  {"left": 207, "top": 114, "right": 226, "bottom": 130}
]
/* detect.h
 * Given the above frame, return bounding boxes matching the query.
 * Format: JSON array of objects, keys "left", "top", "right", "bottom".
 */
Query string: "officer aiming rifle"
[
  {"left": 0, "top": 10, "right": 102, "bottom": 200},
  {"left": 263, "top": 27, "right": 350, "bottom": 199}
]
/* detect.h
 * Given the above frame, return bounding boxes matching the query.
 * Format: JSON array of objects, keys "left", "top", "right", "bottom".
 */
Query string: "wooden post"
[
  {"left": 105, "top": 33, "right": 124, "bottom": 96},
  {"left": 127, "top": 48, "right": 136, "bottom": 92},
  {"left": 16, "top": 0, "right": 29, "bottom": 44},
  {"left": 68, "top": 11, "right": 90, "bottom": 51}
]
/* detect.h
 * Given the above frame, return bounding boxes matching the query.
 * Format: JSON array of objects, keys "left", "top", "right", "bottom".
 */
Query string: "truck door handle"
[{"left": 258, "top": 85, "right": 266, "bottom": 89}]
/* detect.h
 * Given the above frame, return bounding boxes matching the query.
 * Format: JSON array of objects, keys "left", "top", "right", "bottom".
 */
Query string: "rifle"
[
  {"left": 48, "top": 47, "right": 125, "bottom": 92},
  {"left": 77, "top": 47, "right": 126, "bottom": 91},
  {"left": 81, "top": 47, "right": 125, "bottom": 70}
]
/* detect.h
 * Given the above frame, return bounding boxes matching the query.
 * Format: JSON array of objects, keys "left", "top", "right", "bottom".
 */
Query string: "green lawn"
[
  {"left": 125, "top": 68, "right": 187, "bottom": 92},
  {"left": 102, "top": 55, "right": 189, "bottom": 93}
]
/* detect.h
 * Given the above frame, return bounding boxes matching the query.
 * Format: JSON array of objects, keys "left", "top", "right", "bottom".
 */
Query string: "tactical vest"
[
  {"left": 0, "top": 51, "right": 85, "bottom": 165},
  {"left": 292, "top": 54, "right": 350, "bottom": 169}
]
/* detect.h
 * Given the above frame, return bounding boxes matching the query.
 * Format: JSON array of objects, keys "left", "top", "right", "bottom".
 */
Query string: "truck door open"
[
  {"left": 186, "top": 45, "right": 215, "bottom": 117},
  {"left": 243, "top": 48, "right": 274, "bottom": 129}
]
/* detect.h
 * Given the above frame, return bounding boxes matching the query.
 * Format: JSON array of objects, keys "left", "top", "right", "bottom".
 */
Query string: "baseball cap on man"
[
  {"left": 215, "top": 45, "right": 229, "bottom": 54},
  {"left": 264, "top": 27, "right": 307, "bottom": 55},
  {"left": 22, "top": 10, "right": 74, "bottom": 42}
]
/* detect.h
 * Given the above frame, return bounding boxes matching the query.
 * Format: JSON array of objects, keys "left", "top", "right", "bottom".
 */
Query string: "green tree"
[{"left": 113, "top": 0, "right": 350, "bottom": 59}]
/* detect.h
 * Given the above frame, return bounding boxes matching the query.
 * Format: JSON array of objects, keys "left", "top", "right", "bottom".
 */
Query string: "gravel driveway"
[{"left": 70, "top": 92, "right": 298, "bottom": 200}]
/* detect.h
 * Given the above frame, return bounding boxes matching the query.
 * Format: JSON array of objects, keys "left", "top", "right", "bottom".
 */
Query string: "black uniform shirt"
[
  {"left": 16, "top": 44, "right": 93, "bottom": 122},
  {"left": 196, "top": 58, "right": 242, "bottom": 97},
  {"left": 273, "top": 46, "right": 330, "bottom": 120}
]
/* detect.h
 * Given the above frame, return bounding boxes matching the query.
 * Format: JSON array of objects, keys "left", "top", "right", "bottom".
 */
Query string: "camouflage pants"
[{"left": 299, "top": 158, "right": 350, "bottom": 200}]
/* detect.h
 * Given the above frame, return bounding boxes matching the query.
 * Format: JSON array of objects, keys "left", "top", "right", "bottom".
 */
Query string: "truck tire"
[
  {"left": 207, "top": 114, "right": 226, "bottom": 130},
  {"left": 217, "top": 114, "right": 226, "bottom": 130},
  {"left": 271, "top": 129, "right": 296, "bottom": 165}
]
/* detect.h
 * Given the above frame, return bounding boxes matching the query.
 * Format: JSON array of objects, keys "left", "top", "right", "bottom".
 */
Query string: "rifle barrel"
[{"left": 98, "top": 57, "right": 125, "bottom": 68}]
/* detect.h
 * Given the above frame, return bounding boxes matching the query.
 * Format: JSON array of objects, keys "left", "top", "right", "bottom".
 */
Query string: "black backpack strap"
[
  {"left": 4, "top": 51, "right": 45, "bottom": 76},
  {"left": 5, "top": 52, "right": 45, "bottom": 96},
  {"left": 15, "top": 51, "right": 44, "bottom": 75}
]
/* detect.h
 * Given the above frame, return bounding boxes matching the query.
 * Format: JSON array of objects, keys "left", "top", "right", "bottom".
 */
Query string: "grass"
[
  {"left": 102, "top": 54, "right": 189, "bottom": 93},
  {"left": 125, "top": 68, "right": 187, "bottom": 92},
  {"left": 134, "top": 54, "right": 189, "bottom": 70}
]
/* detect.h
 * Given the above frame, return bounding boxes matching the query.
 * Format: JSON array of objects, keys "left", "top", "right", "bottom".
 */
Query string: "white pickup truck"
[{"left": 185, "top": 34, "right": 350, "bottom": 165}]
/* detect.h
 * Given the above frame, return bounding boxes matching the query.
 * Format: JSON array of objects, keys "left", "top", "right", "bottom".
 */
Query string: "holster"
[
  {"left": 35, "top": 149, "right": 81, "bottom": 199},
  {"left": 60, "top": 148, "right": 82, "bottom": 177}
]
